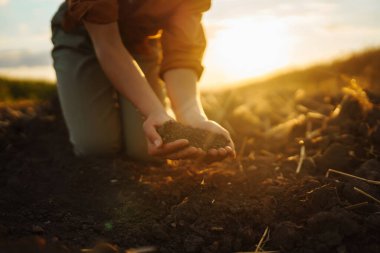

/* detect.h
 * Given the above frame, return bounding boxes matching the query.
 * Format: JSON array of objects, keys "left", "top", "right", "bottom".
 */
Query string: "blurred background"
[{"left": 0, "top": 0, "right": 380, "bottom": 89}]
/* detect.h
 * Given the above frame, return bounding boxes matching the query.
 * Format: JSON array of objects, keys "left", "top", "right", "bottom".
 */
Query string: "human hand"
[
  {"left": 183, "top": 118, "right": 236, "bottom": 162},
  {"left": 143, "top": 113, "right": 206, "bottom": 160}
]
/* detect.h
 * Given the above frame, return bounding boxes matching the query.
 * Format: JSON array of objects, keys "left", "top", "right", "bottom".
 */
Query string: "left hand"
[
  {"left": 163, "top": 68, "right": 235, "bottom": 161},
  {"left": 184, "top": 119, "right": 236, "bottom": 162}
]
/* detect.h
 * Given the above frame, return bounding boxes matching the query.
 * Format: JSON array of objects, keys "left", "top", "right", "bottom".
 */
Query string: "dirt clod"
[
  {"left": 315, "top": 143, "right": 353, "bottom": 171},
  {"left": 157, "top": 120, "right": 230, "bottom": 150},
  {"left": 272, "top": 221, "right": 302, "bottom": 251}
]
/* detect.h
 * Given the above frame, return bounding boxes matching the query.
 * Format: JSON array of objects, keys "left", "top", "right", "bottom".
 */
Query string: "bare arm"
[
  {"left": 164, "top": 69, "right": 236, "bottom": 159},
  {"left": 164, "top": 69, "right": 207, "bottom": 124},
  {"left": 83, "top": 21, "right": 195, "bottom": 157},
  {"left": 84, "top": 21, "right": 165, "bottom": 119}
]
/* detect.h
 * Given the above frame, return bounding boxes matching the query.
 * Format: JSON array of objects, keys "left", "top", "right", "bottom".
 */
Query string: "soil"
[
  {"left": 0, "top": 83, "right": 380, "bottom": 253},
  {"left": 157, "top": 121, "right": 230, "bottom": 150}
]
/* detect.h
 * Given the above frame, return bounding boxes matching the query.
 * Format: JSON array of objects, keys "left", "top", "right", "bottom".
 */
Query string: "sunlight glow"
[
  {"left": 202, "top": 16, "right": 292, "bottom": 86},
  {"left": 0, "top": 0, "right": 9, "bottom": 7}
]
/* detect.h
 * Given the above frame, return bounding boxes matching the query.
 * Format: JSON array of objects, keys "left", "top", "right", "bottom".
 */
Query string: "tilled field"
[{"left": 0, "top": 81, "right": 379, "bottom": 253}]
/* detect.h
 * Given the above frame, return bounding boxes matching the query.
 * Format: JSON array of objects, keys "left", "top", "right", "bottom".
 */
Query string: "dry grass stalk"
[
  {"left": 342, "top": 79, "right": 373, "bottom": 112},
  {"left": 307, "top": 111, "right": 326, "bottom": 119},
  {"left": 325, "top": 169, "right": 380, "bottom": 185},
  {"left": 306, "top": 128, "right": 321, "bottom": 140},
  {"left": 353, "top": 187, "right": 380, "bottom": 205},
  {"left": 344, "top": 202, "right": 368, "bottom": 210},
  {"left": 126, "top": 246, "right": 157, "bottom": 253},
  {"left": 237, "top": 137, "right": 248, "bottom": 172},
  {"left": 296, "top": 143, "right": 306, "bottom": 174},
  {"left": 255, "top": 226, "right": 269, "bottom": 252},
  {"left": 266, "top": 115, "right": 306, "bottom": 140}
]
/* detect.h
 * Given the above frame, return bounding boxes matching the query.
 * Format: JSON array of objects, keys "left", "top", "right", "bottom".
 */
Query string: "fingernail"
[{"left": 154, "top": 140, "right": 162, "bottom": 147}]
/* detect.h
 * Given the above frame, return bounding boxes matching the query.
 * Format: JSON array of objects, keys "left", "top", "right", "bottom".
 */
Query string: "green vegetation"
[{"left": 0, "top": 77, "right": 56, "bottom": 102}]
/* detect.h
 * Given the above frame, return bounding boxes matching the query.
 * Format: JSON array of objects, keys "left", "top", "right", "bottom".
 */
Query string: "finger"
[
  {"left": 225, "top": 146, "right": 236, "bottom": 157},
  {"left": 153, "top": 139, "right": 189, "bottom": 156},
  {"left": 197, "top": 148, "right": 207, "bottom": 157},
  {"left": 207, "top": 148, "right": 219, "bottom": 157},
  {"left": 166, "top": 146, "right": 202, "bottom": 160},
  {"left": 199, "top": 154, "right": 222, "bottom": 164},
  {"left": 200, "top": 147, "right": 229, "bottom": 163},
  {"left": 144, "top": 123, "right": 163, "bottom": 147},
  {"left": 217, "top": 148, "right": 227, "bottom": 157},
  {"left": 228, "top": 139, "right": 235, "bottom": 150}
]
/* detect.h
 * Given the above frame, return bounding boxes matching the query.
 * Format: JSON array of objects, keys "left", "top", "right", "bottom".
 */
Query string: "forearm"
[
  {"left": 85, "top": 22, "right": 165, "bottom": 118},
  {"left": 164, "top": 68, "right": 207, "bottom": 124},
  {"left": 97, "top": 47, "right": 165, "bottom": 117}
]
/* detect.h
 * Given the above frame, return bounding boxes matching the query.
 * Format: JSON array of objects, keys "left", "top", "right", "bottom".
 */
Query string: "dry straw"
[
  {"left": 353, "top": 187, "right": 380, "bottom": 205},
  {"left": 325, "top": 169, "right": 380, "bottom": 186}
]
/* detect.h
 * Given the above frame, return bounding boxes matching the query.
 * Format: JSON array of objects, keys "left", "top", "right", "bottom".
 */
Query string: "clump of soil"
[{"left": 157, "top": 120, "right": 230, "bottom": 150}]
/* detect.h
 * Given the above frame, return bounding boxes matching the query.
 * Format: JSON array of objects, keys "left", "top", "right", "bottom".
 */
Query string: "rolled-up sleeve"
[
  {"left": 160, "top": 0, "right": 211, "bottom": 80},
  {"left": 67, "top": 0, "right": 119, "bottom": 24}
]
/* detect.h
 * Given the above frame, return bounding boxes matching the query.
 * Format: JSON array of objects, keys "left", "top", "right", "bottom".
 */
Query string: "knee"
[{"left": 71, "top": 133, "right": 121, "bottom": 157}]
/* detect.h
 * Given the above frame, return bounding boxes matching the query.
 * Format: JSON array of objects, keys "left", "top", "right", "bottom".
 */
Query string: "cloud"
[
  {"left": 0, "top": 0, "right": 9, "bottom": 7},
  {"left": 0, "top": 65, "right": 56, "bottom": 81},
  {"left": 0, "top": 49, "right": 51, "bottom": 68},
  {"left": 0, "top": 49, "right": 55, "bottom": 81}
]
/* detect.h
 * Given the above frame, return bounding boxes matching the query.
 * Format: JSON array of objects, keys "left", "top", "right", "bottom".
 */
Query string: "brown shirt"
[{"left": 64, "top": 0, "right": 211, "bottom": 79}]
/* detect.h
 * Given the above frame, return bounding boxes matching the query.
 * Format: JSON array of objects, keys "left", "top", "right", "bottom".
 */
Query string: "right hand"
[{"left": 143, "top": 113, "right": 206, "bottom": 160}]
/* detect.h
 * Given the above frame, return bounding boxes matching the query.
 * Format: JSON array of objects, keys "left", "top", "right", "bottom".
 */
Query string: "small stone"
[{"left": 306, "top": 185, "right": 340, "bottom": 211}]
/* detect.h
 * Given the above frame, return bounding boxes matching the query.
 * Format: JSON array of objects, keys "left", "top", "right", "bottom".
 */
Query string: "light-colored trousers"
[{"left": 51, "top": 4, "right": 165, "bottom": 161}]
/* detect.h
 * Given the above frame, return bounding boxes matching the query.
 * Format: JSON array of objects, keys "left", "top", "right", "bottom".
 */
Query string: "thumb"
[{"left": 144, "top": 124, "right": 163, "bottom": 147}]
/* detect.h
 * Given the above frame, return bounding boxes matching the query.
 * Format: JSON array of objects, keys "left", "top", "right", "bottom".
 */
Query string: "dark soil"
[
  {"left": 157, "top": 121, "right": 230, "bottom": 150},
  {"left": 1, "top": 82, "right": 380, "bottom": 253}
]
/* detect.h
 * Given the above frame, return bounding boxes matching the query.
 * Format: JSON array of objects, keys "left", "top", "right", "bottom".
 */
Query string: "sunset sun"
[{"left": 203, "top": 17, "right": 292, "bottom": 86}]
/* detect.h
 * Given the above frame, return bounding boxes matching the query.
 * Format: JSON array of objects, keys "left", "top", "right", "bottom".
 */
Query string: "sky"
[{"left": 0, "top": 0, "right": 380, "bottom": 89}]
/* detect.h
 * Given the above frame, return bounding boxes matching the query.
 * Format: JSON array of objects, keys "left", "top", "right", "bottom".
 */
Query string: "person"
[{"left": 50, "top": 0, "right": 235, "bottom": 162}]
